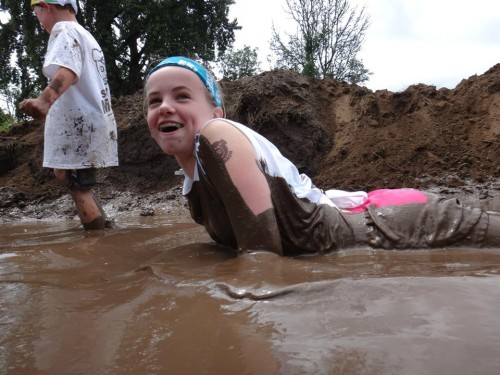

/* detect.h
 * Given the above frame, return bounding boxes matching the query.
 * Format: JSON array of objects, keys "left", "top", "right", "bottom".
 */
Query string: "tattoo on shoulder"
[{"left": 212, "top": 139, "right": 233, "bottom": 163}]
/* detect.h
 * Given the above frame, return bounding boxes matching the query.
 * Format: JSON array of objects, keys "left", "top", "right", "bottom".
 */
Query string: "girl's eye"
[
  {"left": 148, "top": 98, "right": 161, "bottom": 107},
  {"left": 177, "top": 92, "right": 190, "bottom": 100}
]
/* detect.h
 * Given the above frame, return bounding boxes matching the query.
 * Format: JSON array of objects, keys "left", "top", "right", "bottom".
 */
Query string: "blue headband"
[{"left": 146, "top": 56, "right": 222, "bottom": 108}]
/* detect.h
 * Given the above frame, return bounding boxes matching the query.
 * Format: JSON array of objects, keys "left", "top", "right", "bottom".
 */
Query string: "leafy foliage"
[
  {"left": 270, "top": 0, "right": 371, "bottom": 84},
  {"left": 219, "top": 45, "right": 261, "bottom": 80},
  {"left": 0, "top": 0, "right": 239, "bottom": 118},
  {"left": 0, "top": 0, "right": 47, "bottom": 119},
  {"left": 0, "top": 107, "right": 14, "bottom": 131},
  {"left": 79, "top": 0, "right": 239, "bottom": 96}
]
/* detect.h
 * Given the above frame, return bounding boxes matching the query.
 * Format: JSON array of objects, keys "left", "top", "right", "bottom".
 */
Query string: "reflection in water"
[{"left": 1, "top": 215, "right": 500, "bottom": 374}]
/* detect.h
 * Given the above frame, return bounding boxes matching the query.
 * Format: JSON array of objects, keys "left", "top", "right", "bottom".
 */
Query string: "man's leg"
[
  {"left": 69, "top": 187, "right": 106, "bottom": 230},
  {"left": 54, "top": 168, "right": 107, "bottom": 230}
]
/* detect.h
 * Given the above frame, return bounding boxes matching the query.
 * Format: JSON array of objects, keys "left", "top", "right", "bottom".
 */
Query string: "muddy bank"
[{"left": 1, "top": 65, "right": 499, "bottom": 222}]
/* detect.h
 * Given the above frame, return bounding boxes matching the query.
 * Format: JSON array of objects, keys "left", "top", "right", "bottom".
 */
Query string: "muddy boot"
[
  {"left": 93, "top": 190, "right": 115, "bottom": 229},
  {"left": 81, "top": 191, "right": 110, "bottom": 231},
  {"left": 484, "top": 211, "right": 500, "bottom": 247},
  {"left": 104, "top": 218, "right": 116, "bottom": 229},
  {"left": 83, "top": 215, "right": 106, "bottom": 230}
]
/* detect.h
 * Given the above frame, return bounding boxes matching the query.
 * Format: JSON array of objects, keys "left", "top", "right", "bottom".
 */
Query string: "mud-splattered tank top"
[{"left": 182, "top": 119, "right": 359, "bottom": 255}]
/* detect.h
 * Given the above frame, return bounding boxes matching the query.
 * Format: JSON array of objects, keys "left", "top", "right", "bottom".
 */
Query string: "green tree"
[
  {"left": 0, "top": 0, "right": 239, "bottom": 117},
  {"left": 270, "top": 0, "right": 371, "bottom": 84},
  {"left": 219, "top": 45, "right": 261, "bottom": 80},
  {"left": 80, "top": 0, "right": 239, "bottom": 96},
  {"left": 0, "top": 106, "right": 15, "bottom": 131},
  {"left": 0, "top": 1, "right": 47, "bottom": 119}
]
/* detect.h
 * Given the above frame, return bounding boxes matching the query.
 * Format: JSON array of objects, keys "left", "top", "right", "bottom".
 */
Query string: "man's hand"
[
  {"left": 18, "top": 66, "right": 77, "bottom": 119},
  {"left": 19, "top": 97, "right": 51, "bottom": 119}
]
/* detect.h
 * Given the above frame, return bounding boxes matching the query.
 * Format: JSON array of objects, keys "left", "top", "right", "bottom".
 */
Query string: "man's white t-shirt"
[{"left": 42, "top": 21, "right": 119, "bottom": 169}]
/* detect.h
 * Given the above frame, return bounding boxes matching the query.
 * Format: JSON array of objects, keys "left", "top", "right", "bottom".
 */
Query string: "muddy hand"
[{"left": 19, "top": 98, "right": 49, "bottom": 119}]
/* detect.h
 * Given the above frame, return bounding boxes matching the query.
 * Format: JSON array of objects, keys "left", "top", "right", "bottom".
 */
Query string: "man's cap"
[{"left": 31, "top": 0, "right": 78, "bottom": 14}]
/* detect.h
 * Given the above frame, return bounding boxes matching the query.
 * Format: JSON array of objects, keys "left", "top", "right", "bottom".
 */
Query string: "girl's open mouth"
[{"left": 159, "top": 123, "right": 183, "bottom": 133}]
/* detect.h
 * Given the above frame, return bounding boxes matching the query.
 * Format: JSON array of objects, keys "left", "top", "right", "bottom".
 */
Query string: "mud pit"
[
  {"left": 1, "top": 65, "right": 499, "bottom": 221},
  {"left": 1, "top": 65, "right": 500, "bottom": 375}
]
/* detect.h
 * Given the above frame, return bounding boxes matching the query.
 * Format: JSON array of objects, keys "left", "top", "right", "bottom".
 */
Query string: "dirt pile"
[{"left": 1, "top": 65, "right": 499, "bottom": 219}]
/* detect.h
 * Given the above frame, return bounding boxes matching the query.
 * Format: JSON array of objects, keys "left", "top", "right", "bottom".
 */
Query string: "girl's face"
[{"left": 145, "top": 67, "right": 223, "bottom": 160}]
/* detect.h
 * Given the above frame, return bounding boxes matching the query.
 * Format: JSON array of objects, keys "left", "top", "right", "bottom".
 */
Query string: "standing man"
[{"left": 20, "top": 0, "right": 119, "bottom": 230}]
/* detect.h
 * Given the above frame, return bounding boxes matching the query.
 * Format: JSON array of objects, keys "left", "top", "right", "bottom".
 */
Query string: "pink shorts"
[{"left": 349, "top": 188, "right": 428, "bottom": 213}]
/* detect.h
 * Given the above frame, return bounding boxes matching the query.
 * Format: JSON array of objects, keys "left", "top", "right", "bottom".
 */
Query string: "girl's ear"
[{"left": 213, "top": 107, "right": 224, "bottom": 119}]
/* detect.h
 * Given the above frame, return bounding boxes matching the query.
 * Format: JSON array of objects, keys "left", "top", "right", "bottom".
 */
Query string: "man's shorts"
[{"left": 67, "top": 168, "right": 97, "bottom": 190}]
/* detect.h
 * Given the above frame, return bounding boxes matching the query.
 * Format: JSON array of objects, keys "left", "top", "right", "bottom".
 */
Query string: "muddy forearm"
[
  {"left": 39, "top": 68, "right": 76, "bottom": 106},
  {"left": 19, "top": 67, "right": 76, "bottom": 118}
]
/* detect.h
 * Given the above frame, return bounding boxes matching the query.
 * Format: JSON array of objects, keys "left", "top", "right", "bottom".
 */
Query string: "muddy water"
[{"left": 1, "top": 215, "right": 500, "bottom": 375}]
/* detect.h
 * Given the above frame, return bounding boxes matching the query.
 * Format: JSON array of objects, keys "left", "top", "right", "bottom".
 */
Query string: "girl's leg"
[{"left": 364, "top": 193, "right": 490, "bottom": 249}]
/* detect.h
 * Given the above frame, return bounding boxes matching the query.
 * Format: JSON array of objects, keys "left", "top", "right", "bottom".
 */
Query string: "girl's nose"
[{"left": 159, "top": 100, "right": 175, "bottom": 115}]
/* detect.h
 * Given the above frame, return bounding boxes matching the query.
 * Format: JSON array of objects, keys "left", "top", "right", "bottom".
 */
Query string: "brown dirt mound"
[{"left": 1, "top": 65, "right": 499, "bottom": 218}]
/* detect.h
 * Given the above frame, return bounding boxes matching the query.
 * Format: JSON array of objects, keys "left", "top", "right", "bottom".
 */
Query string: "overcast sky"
[{"left": 229, "top": 0, "right": 500, "bottom": 92}]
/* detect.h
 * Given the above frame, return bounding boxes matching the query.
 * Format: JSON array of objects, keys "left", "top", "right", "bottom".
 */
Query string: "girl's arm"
[{"left": 198, "top": 120, "right": 283, "bottom": 256}]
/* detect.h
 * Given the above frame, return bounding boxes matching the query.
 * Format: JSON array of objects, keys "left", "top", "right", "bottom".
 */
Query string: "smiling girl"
[{"left": 144, "top": 56, "right": 500, "bottom": 256}]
